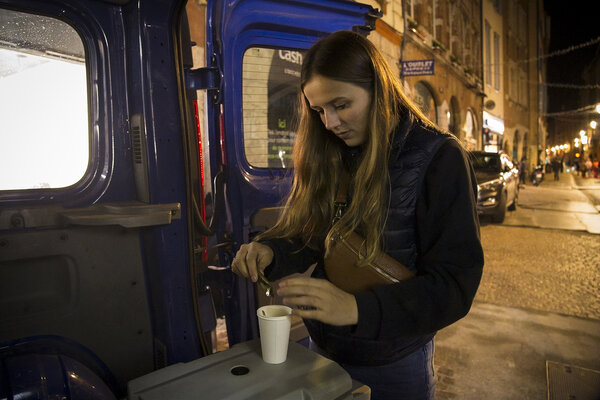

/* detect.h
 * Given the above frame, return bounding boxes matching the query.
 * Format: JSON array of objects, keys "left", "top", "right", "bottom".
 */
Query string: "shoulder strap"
[
  {"left": 333, "top": 169, "right": 351, "bottom": 223},
  {"left": 335, "top": 168, "right": 351, "bottom": 203}
]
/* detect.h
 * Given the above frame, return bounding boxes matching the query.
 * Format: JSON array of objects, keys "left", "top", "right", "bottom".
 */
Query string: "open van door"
[
  {"left": 0, "top": 0, "right": 209, "bottom": 397},
  {"left": 198, "top": 0, "right": 379, "bottom": 346}
]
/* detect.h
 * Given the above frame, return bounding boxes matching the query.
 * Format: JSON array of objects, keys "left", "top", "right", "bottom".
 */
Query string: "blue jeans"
[{"left": 309, "top": 338, "right": 436, "bottom": 400}]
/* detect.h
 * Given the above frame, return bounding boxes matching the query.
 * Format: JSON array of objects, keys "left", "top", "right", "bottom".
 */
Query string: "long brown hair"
[{"left": 257, "top": 30, "right": 434, "bottom": 264}]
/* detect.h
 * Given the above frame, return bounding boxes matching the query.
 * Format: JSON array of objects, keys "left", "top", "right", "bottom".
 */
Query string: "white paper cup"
[{"left": 257, "top": 305, "right": 292, "bottom": 364}]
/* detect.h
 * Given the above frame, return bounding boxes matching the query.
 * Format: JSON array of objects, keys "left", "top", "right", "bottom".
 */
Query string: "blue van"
[{"left": 0, "top": 0, "right": 378, "bottom": 398}]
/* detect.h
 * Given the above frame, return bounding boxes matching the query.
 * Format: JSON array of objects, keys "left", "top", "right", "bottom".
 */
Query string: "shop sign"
[
  {"left": 401, "top": 59, "right": 434, "bottom": 76},
  {"left": 267, "top": 50, "right": 302, "bottom": 168}
]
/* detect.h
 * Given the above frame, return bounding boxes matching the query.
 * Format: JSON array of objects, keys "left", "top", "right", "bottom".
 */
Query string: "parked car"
[{"left": 470, "top": 151, "right": 519, "bottom": 223}]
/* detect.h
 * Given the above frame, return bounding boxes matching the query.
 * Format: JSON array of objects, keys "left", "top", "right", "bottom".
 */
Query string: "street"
[{"left": 435, "top": 172, "right": 600, "bottom": 399}]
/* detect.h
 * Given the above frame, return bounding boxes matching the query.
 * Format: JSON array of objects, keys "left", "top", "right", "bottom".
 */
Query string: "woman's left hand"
[{"left": 276, "top": 277, "right": 358, "bottom": 326}]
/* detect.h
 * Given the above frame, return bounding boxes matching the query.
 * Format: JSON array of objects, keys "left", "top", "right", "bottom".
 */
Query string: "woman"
[{"left": 232, "top": 30, "right": 484, "bottom": 400}]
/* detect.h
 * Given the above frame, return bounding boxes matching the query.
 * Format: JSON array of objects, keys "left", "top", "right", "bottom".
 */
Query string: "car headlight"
[{"left": 477, "top": 178, "right": 504, "bottom": 192}]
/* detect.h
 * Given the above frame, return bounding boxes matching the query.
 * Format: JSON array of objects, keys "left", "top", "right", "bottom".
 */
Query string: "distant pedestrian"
[
  {"left": 560, "top": 154, "right": 564, "bottom": 172},
  {"left": 519, "top": 157, "right": 527, "bottom": 185},
  {"left": 593, "top": 158, "right": 599, "bottom": 179},
  {"left": 585, "top": 158, "right": 593, "bottom": 178},
  {"left": 551, "top": 157, "right": 561, "bottom": 181},
  {"left": 579, "top": 159, "right": 587, "bottom": 177}
]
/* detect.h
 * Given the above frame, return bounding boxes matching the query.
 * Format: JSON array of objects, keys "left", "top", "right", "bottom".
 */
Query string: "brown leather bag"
[{"left": 324, "top": 170, "right": 415, "bottom": 293}]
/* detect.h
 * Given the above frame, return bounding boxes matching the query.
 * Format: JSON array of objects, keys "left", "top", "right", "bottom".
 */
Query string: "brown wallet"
[{"left": 324, "top": 230, "right": 414, "bottom": 293}]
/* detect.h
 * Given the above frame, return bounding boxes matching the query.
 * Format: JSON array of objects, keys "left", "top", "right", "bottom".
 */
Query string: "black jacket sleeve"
[
  {"left": 258, "top": 237, "right": 321, "bottom": 281},
  {"left": 353, "top": 140, "right": 484, "bottom": 339}
]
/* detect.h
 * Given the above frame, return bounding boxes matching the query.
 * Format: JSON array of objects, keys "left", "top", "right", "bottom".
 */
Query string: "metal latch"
[{"left": 186, "top": 67, "right": 220, "bottom": 91}]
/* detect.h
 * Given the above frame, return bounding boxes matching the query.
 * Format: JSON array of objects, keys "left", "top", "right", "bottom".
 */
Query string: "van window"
[
  {"left": 0, "top": 8, "right": 88, "bottom": 190},
  {"left": 242, "top": 47, "right": 304, "bottom": 169}
]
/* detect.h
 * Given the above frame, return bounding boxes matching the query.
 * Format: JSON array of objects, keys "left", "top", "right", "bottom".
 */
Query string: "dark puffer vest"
[
  {"left": 384, "top": 121, "right": 454, "bottom": 272},
  {"left": 305, "top": 119, "right": 454, "bottom": 365}
]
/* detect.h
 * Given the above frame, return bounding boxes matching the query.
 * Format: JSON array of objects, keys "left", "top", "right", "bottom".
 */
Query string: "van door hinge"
[{"left": 186, "top": 67, "right": 220, "bottom": 91}]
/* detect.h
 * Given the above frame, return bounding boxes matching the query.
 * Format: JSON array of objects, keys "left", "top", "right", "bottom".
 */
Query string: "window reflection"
[{"left": 242, "top": 47, "right": 304, "bottom": 169}]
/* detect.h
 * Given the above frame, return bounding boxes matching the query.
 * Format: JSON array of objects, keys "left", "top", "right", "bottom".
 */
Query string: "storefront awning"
[{"left": 483, "top": 111, "right": 504, "bottom": 134}]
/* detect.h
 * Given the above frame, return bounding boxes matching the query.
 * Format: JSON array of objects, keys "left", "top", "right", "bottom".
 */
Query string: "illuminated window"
[{"left": 0, "top": 8, "right": 88, "bottom": 190}]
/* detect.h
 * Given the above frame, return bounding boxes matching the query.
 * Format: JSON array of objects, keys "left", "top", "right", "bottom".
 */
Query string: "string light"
[
  {"left": 542, "top": 104, "right": 600, "bottom": 117},
  {"left": 542, "top": 83, "right": 600, "bottom": 90},
  {"left": 457, "top": 34, "right": 600, "bottom": 92},
  {"left": 516, "top": 35, "right": 600, "bottom": 64},
  {"left": 479, "top": 35, "right": 600, "bottom": 69}
]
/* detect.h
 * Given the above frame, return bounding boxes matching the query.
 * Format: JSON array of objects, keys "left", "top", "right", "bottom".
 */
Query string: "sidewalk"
[
  {"left": 435, "top": 302, "right": 600, "bottom": 399},
  {"left": 504, "top": 171, "right": 600, "bottom": 234}
]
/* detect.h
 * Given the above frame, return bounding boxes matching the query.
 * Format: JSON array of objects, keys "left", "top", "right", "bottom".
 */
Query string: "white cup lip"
[{"left": 257, "top": 305, "right": 292, "bottom": 320}]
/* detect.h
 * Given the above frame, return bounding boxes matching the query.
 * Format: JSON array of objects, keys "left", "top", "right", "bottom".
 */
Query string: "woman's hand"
[
  {"left": 231, "top": 242, "right": 274, "bottom": 282},
  {"left": 277, "top": 277, "right": 358, "bottom": 326}
]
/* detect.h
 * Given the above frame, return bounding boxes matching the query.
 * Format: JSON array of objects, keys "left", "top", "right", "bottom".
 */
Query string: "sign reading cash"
[{"left": 401, "top": 59, "right": 434, "bottom": 76}]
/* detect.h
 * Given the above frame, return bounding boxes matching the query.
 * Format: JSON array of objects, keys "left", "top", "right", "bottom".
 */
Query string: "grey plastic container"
[{"left": 127, "top": 339, "right": 354, "bottom": 400}]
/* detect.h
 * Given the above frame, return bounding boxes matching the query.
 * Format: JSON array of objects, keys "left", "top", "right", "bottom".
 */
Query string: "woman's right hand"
[{"left": 231, "top": 242, "right": 274, "bottom": 282}]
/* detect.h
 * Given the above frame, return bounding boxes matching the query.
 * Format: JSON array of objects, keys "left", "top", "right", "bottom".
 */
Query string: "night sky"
[{"left": 543, "top": 2, "right": 599, "bottom": 114}]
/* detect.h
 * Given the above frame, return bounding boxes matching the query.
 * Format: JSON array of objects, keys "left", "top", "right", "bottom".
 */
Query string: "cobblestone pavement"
[
  {"left": 476, "top": 224, "right": 600, "bottom": 320},
  {"left": 434, "top": 224, "right": 600, "bottom": 399},
  {"left": 472, "top": 171, "right": 600, "bottom": 320}
]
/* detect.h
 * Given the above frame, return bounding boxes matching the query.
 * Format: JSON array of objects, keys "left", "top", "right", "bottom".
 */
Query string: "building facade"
[
  {"left": 366, "top": 0, "right": 549, "bottom": 167},
  {"left": 501, "top": 0, "right": 548, "bottom": 171},
  {"left": 581, "top": 47, "right": 600, "bottom": 163},
  {"left": 482, "top": 0, "right": 505, "bottom": 154},
  {"left": 364, "top": 0, "right": 484, "bottom": 151},
  {"left": 546, "top": 47, "right": 599, "bottom": 169}
]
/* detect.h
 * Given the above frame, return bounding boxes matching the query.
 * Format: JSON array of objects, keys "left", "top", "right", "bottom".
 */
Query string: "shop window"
[
  {"left": 242, "top": 47, "right": 304, "bottom": 169},
  {"left": 0, "top": 8, "right": 88, "bottom": 190}
]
